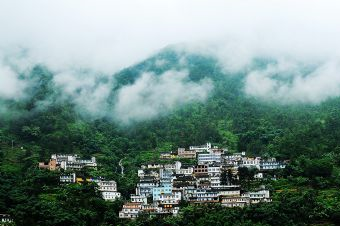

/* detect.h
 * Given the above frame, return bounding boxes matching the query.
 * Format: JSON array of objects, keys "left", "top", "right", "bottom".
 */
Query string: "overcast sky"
[
  {"left": 1, "top": 0, "right": 339, "bottom": 73},
  {"left": 1, "top": 0, "right": 340, "bottom": 121}
]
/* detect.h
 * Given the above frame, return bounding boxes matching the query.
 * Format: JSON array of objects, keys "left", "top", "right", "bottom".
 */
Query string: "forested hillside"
[{"left": 1, "top": 49, "right": 340, "bottom": 225}]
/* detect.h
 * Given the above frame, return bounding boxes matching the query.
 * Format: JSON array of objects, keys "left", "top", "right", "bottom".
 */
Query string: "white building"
[
  {"left": 260, "top": 158, "right": 286, "bottom": 170},
  {"left": 210, "top": 176, "right": 221, "bottom": 188},
  {"left": 221, "top": 196, "right": 250, "bottom": 207},
  {"left": 207, "top": 164, "right": 221, "bottom": 176},
  {"left": 131, "top": 194, "right": 148, "bottom": 204},
  {"left": 97, "top": 180, "right": 121, "bottom": 201},
  {"left": 188, "top": 189, "right": 219, "bottom": 203},
  {"left": 217, "top": 188, "right": 241, "bottom": 197},
  {"left": 136, "top": 179, "right": 158, "bottom": 197},
  {"left": 176, "top": 166, "right": 194, "bottom": 175},
  {"left": 240, "top": 157, "right": 261, "bottom": 169},
  {"left": 119, "top": 203, "right": 142, "bottom": 219},
  {"left": 189, "top": 143, "right": 212, "bottom": 153},
  {"left": 164, "top": 161, "right": 181, "bottom": 171},
  {"left": 138, "top": 169, "right": 159, "bottom": 179},
  {"left": 242, "top": 190, "right": 271, "bottom": 204},
  {"left": 50, "top": 154, "right": 97, "bottom": 171},
  {"left": 60, "top": 172, "right": 76, "bottom": 183},
  {"left": 198, "top": 153, "right": 222, "bottom": 165},
  {"left": 51, "top": 154, "right": 78, "bottom": 164},
  {"left": 158, "top": 191, "right": 181, "bottom": 204},
  {"left": 224, "top": 152, "right": 245, "bottom": 162}
]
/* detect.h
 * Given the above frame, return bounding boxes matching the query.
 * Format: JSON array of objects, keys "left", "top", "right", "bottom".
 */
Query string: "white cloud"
[
  {"left": 113, "top": 70, "right": 213, "bottom": 124},
  {"left": 244, "top": 60, "right": 340, "bottom": 104},
  {"left": 1, "top": 0, "right": 339, "bottom": 74},
  {"left": 53, "top": 70, "right": 112, "bottom": 117},
  {"left": 0, "top": 64, "right": 26, "bottom": 99}
]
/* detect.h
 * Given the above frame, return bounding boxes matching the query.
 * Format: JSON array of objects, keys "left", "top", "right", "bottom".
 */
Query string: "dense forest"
[{"left": 1, "top": 48, "right": 340, "bottom": 225}]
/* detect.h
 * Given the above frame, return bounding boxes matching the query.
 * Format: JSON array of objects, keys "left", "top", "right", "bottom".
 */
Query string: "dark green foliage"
[{"left": 126, "top": 190, "right": 339, "bottom": 226}]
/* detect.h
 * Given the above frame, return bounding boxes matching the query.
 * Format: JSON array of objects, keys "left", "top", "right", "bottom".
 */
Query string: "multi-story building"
[
  {"left": 152, "top": 183, "right": 172, "bottom": 201},
  {"left": 198, "top": 153, "right": 222, "bottom": 165},
  {"left": 141, "top": 203, "right": 157, "bottom": 214},
  {"left": 136, "top": 178, "right": 158, "bottom": 197},
  {"left": 38, "top": 159, "right": 57, "bottom": 171},
  {"left": 176, "top": 166, "right": 194, "bottom": 175},
  {"left": 260, "top": 158, "right": 286, "bottom": 170},
  {"left": 242, "top": 190, "right": 271, "bottom": 204},
  {"left": 97, "top": 180, "right": 121, "bottom": 201},
  {"left": 59, "top": 156, "right": 97, "bottom": 171},
  {"left": 195, "top": 174, "right": 211, "bottom": 189},
  {"left": 131, "top": 194, "right": 148, "bottom": 204},
  {"left": 173, "top": 175, "right": 196, "bottom": 189},
  {"left": 159, "top": 169, "right": 174, "bottom": 184},
  {"left": 38, "top": 154, "right": 97, "bottom": 171},
  {"left": 221, "top": 196, "right": 250, "bottom": 207},
  {"left": 188, "top": 189, "right": 219, "bottom": 204},
  {"left": 177, "top": 148, "right": 196, "bottom": 159},
  {"left": 240, "top": 157, "right": 261, "bottom": 169},
  {"left": 224, "top": 152, "right": 245, "bottom": 162},
  {"left": 194, "top": 164, "right": 208, "bottom": 176},
  {"left": 60, "top": 172, "right": 76, "bottom": 183},
  {"left": 207, "top": 164, "right": 221, "bottom": 176},
  {"left": 138, "top": 169, "right": 159, "bottom": 179},
  {"left": 215, "top": 187, "right": 241, "bottom": 197},
  {"left": 119, "top": 202, "right": 142, "bottom": 219},
  {"left": 156, "top": 206, "right": 180, "bottom": 216},
  {"left": 158, "top": 191, "right": 181, "bottom": 204},
  {"left": 189, "top": 143, "right": 212, "bottom": 153},
  {"left": 210, "top": 176, "right": 221, "bottom": 188}
]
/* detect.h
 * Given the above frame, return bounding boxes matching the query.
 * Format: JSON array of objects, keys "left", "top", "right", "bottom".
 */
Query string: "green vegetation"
[
  {"left": 125, "top": 189, "right": 340, "bottom": 226},
  {"left": 1, "top": 50, "right": 340, "bottom": 225}
]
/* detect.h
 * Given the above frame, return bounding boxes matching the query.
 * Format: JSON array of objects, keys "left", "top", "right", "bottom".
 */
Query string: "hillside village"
[
  {"left": 33, "top": 143, "right": 288, "bottom": 220},
  {"left": 119, "top": 143, "right": 287, "bottom": 219}
]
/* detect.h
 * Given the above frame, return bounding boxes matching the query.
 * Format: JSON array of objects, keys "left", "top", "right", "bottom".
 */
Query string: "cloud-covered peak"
[{"left": 1, "top": 0, "right": 340, "bottom": 121}]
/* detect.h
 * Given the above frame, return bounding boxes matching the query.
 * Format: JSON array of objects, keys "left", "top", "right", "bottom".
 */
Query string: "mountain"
[
  {"left": 1, "top": 47, "right": 340, "bottom": 225},
  {"left": 2, "top": 46, "right": 340, "bottom": 173}
]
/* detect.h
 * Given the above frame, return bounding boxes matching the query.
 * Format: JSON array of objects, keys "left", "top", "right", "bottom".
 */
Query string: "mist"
[
  {"left": 114, "top": 70, "right": 213, "bottom": 124},
  {"left": 1, "top": 0, "right": 340, "bottom": 121}
]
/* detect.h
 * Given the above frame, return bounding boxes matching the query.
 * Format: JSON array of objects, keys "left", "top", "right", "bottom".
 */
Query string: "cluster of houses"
[
  {"left": 38, "top": 154, "right": 121, "bottom": 201},
  {"left": 119, "top": 143, "right": 286, "bottom": 219},
  {"left": 38, "top": 154, "right": 97, "bottom": 171},
  {"left": 35, "top": 144, "right": 287, "bottom": 219}
]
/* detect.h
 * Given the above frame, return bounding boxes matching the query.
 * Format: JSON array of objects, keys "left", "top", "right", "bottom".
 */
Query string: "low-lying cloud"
[
  {"left": 244, "top": 60, "right": 340, "bottom": 104},
  {"left": 53, "top": 70, "right": 113, "bottom": 117},
  {"left": 0, "top": 64, "right": 25, "bottom": 100},
  {"left": 114, "top": 70, "right": 213, "bottom": 124}
]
